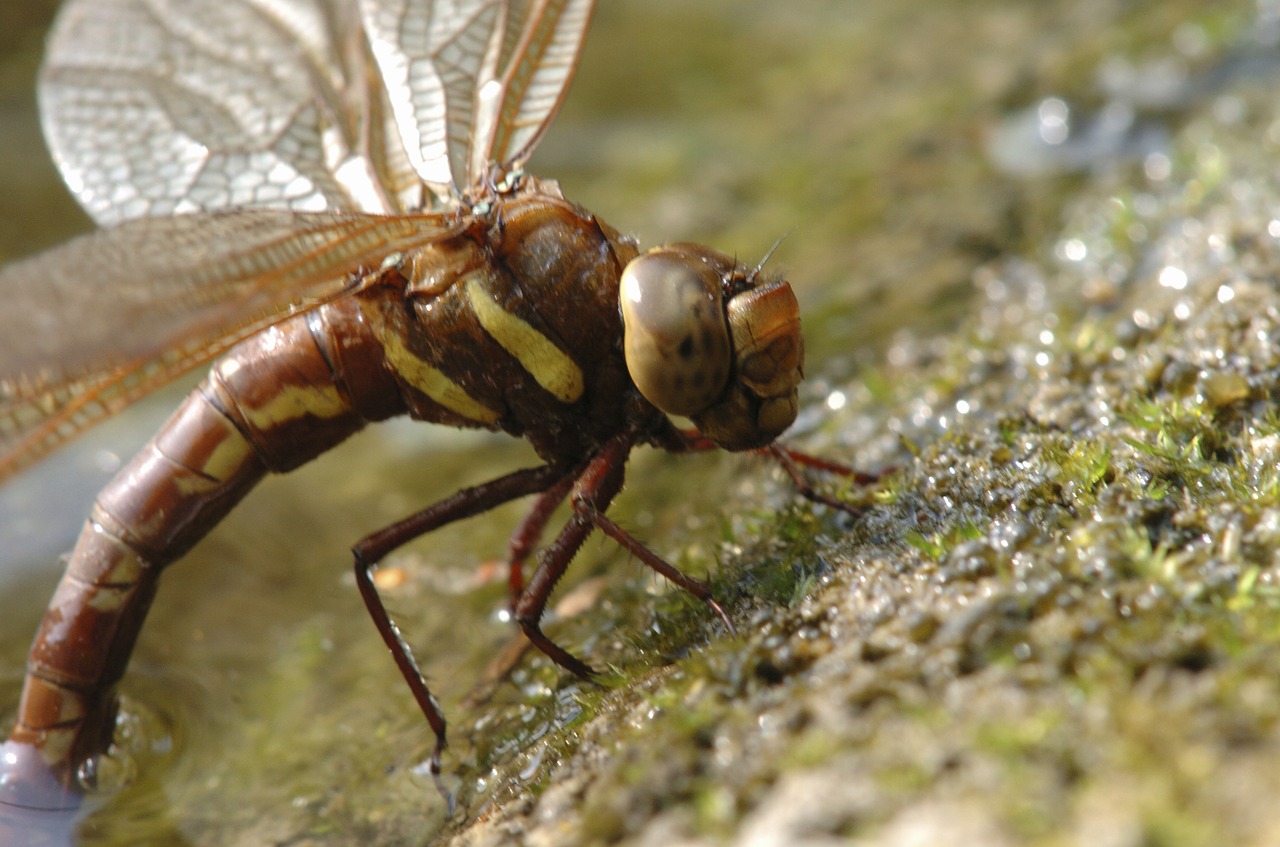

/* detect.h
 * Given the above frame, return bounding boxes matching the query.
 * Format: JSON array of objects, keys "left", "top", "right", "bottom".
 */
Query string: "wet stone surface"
[{"left": 445, "top": 4, "right": 1280, "bottom": 847}]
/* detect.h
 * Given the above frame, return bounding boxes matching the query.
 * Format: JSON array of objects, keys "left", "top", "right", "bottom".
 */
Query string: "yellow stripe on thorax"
[
  {"left": 465, "top": 274, "right": 584, "bottom": 404},
  {"left": 381, "top": 331, "right": 501, "bottom": 425}
]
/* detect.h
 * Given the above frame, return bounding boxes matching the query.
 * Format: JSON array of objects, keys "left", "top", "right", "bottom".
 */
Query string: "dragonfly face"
[
  {"left": 621, "top": 244, "right": 803, "bottom": 451},
  {"left": 0, "top": 0, "right": 826, "bottom": 813}
]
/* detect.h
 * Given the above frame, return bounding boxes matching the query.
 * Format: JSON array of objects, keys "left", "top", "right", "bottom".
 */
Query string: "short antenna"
[{"left": 750, "top": 229, "right": 796, "bottom": 282}]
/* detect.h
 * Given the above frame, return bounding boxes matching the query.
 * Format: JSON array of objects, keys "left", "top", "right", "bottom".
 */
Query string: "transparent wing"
[
  {"left": 7, "top": 0, "right": 598, "bottom": 481},
  {"left": 358, "top": 0, "right": 594, "bottom": 195},
  {"left": 0, "top": 208, "right": 458, "bottom": 482},
  {"left": 39, "top": 0, "right": 427, "bottom": 223},
  {"left": 358, "top": 0, "right": 501, "bottom": 195},
  {"left": 478, "top": 0, "right": 595, "bottom": 178}
]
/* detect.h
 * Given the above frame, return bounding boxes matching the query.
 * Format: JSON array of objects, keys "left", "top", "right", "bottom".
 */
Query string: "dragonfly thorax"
[{"left": 357, "top": 191, "right": 653, "bottom": 462}]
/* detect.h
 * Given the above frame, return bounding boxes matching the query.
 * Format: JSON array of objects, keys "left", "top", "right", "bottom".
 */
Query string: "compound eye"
[{"left": 620, "top": 250, "right": 732, "bottom": 416}]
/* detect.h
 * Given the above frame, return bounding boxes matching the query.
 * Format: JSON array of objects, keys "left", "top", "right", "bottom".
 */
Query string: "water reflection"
[{"left": 0, "top": 803, "right": 83, "bottom": 847}]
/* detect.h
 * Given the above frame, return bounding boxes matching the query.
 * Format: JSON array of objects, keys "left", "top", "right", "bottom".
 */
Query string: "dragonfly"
[{"left": 0, "top": 0, "right": 857, "bottom": 811}]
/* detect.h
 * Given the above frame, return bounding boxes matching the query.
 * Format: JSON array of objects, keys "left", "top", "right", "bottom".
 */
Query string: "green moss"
[{"left": 905, "top": 521, "right": 985, "bottom": 560}]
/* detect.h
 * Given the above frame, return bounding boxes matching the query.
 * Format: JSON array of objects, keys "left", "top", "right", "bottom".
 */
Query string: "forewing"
[
  {"left": 358, "top": 0, "right": 593, "bottom": 194},
  {"left": 0, "top": 209, "right": 458, "bottom": 482},
  {"left": 39, "top": 0, "right": 426, "bottom": 223}
]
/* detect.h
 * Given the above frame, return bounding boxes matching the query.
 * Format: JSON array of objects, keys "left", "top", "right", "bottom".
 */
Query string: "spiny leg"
[
  {"left": 587, "top": 509, "right": 733, "bottom": 635},
  {"left": 764, "top": 443, "right": 875, "bottom": 514},
  {"left": 503, "top": 474, "right": 575, "bottom": 607},
  {"left": 351, "top": 462, "right": 567, "bottom": 791},
  {"left": 513, "top": 431, "right": 637, "bottom": 678},
  {"left": 677, "top": 427, "right": 879, "bottom": 514},
  {"left": 513, "top": 428, "right": 736, "bottom": 676},
  {"left": 768, "top": 443, "right": 881, "bottom": 486}
]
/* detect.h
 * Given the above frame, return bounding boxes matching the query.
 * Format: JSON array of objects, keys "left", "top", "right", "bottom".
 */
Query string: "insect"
[{"left": 0, "top": 0, "right": 855, "bottom": 811}]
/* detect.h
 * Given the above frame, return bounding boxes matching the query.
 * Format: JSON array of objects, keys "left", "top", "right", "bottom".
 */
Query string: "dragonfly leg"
[
  {"left": 675, "top": 426, "right": 878, "bottom": 515},
  {"left": 351, "top": 462, "right": 565, "bottom": 787},
  {"left": 762, "top": 443, "right": 879, "bottom": 515},
  {"left": 587, "top": 509, "right": 734, "bottom": 635},
  {"left": 767, "top": 442, "right": 883, "bottom": 486},
  {"left": 512, "top": 431, "right": 635, "bottom": 678},
  {"left": 513, "top": 427, "right": 734, "bottom": 675},
  {"left": 503, "top": 474, "right": 575, "bottom": 608}
]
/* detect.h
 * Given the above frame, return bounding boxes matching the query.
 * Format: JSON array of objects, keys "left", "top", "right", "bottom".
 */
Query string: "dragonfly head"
[{"left": 620, "top": 244, "right": 803, "bottom": 451}]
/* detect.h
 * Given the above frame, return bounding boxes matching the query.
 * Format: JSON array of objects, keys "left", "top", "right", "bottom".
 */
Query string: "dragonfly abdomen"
[{"left": 8, "top": 297, "right": 406, "bottom": 791}]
